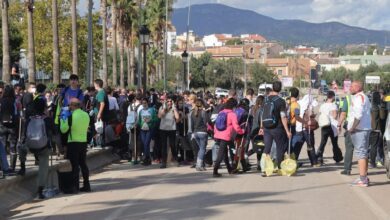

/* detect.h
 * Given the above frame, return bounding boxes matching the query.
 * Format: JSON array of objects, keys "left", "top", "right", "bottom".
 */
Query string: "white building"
[{"left": 202, "top": 34, "right": 232, "bottom": 47}]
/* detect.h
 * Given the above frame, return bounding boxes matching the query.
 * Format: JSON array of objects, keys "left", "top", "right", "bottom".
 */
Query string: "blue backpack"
[
  {"left": 215, "top": 111, "right": 228, "bottom": 131},
  {"left": 234, "top": 107, "right": 246, "bottom": 125}
]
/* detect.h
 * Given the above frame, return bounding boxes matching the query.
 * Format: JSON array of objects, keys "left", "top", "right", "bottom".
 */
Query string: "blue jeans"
[
  {"left": 194, "top": 132, "right": 208, "bottom": 166},
  {"left": 0, "top": 137, "right": 9, "bottom": 171},
  {"left": 292, "top": 130, "right": 318, "bottom": 165},
  {"left": 140, "top": 130, "right": 152, "bottom": 159}
]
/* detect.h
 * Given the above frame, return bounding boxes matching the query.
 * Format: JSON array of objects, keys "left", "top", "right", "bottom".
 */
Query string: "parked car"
[{"left": 215, "top": 88, "right": 229, "bottom": 98}]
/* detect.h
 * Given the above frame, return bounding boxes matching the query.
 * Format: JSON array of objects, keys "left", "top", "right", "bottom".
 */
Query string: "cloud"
[{"left": 174, "top": 0, "right": 390, "bottom": 30}]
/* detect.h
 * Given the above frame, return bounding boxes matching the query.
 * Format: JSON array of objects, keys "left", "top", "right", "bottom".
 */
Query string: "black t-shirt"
[{"left": 267, "top": 95, "right": 287, "bottom": 129}]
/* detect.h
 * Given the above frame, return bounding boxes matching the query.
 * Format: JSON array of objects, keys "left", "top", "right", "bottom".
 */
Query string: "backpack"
[
  {"left": 26, "top": 116, "right": 48, "bottom": 150},
  {"left": 234, "top": 107, "right": 247, "bottom": 125},
  {"left": 262, "top": 96, "right": 281, "bottom": 129},
  {"left": 215, "top": 111, "right": 229, "bottom": 131}
]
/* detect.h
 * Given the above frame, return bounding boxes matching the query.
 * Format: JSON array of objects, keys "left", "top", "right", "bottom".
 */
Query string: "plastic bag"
[
  {"left": 95, "top": 120, "right": 104, "bottom": 134},
  {"left": 280, "top": 156, "right": 297, "bottom": 176},
  {"left": 263, "top": 155, "right": 274, "bottom": 177}
]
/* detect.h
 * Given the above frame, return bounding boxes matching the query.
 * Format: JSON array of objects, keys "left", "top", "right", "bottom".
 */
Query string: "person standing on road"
[
  {"left": 368, "top": 91, "right": 384, "bottom": 168},
  {"left": 138, "top": 98, "right": 158, "bottom": 166},
  {"left": 158, "top": 96, "right": 180, "bottom": 168},
  {"left": 348, "top": 81, "right": 371, "bottom": 187},
  {"left": 213, "top": 98, "right": 245, "bottom": 177},
  {"left": 188, "top": 98, "right": 209, "bottom": 171},
  {"left": 338, "top": 94, "right": 354, "bottom": 175},
  {"left": 60, "top": 98, "right": 91, "bottom": 192},
  {"left": 316, "top": 91, "right": 343, "bottom": 164}
]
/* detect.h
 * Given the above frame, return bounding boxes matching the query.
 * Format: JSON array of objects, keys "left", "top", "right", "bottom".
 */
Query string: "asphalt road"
[{"left": 7, "top": 128, "right": 390, "bottom": 220}]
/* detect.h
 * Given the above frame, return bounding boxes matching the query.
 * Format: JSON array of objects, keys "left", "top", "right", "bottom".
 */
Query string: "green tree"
[
  {"left": 249, "top": 62, "right": 276, "bottom": 87},
  {"left": 225, "top": 38, "right": 242, "bottom": 45}
]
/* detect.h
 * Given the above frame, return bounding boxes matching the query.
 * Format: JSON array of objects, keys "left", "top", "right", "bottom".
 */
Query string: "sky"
[{"left": 80, "top": 0, "right": 390, "bottom": 31}]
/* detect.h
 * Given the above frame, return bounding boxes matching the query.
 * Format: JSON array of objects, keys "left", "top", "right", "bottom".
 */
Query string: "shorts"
[{"left": 351, "top": 130, "right": 370, "bottom": 159}]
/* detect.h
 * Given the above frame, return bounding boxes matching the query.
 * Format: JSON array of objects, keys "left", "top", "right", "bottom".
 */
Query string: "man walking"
[
  {"left": 60, "top": 98, "right": 91, "bottom": 192},
  {"left": 348, "top": 81, "right": 371, "bottom": 187}
]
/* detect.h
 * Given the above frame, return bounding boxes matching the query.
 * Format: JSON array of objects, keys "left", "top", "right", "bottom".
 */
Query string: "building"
[
  {"left": 206, "top": 46, "right": 243, "bottom": 59},
  {"left": 167, "top": 29, "right": 177, "bottom": 55},
  {"left": 171, "top": 47, "right": 206, "bottom": 59},
  {"left": 265, "top": 57, "right": 311, "bottom": 79},
  {"left": 339, "top": 54, "right": 390, "bottom": 66},
  {"left": 203, "top": 34, "right": 233, "bottom": 47},
  {"left": 281, "top": 45, "right": 332, "bottom": 57},
  {"left": 240, "top": 34, "right": 267, "bottom": 43}
]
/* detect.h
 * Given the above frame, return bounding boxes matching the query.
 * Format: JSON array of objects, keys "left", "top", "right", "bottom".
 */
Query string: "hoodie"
[{"left": 213, "top": 109, "right": 245, "bottom": 141}]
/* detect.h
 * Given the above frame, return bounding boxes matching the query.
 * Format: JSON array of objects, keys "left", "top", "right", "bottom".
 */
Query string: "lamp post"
[
  {"left": 181, "top": 50, "right": 189, "bottom": 91},
  {"left": 139, "top": 25, "right": 150, "bottom": 93}
]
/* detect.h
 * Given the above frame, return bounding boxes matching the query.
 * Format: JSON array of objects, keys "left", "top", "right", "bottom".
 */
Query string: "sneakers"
[
  {"left": 376, "top": 161, "right": 384, "bottom": 168},
  {"left": 351, "top": 177, "right": 369, "bottom": 187},
  {"left": 340, "top": 170, "right": 351, "bottom": 175}
]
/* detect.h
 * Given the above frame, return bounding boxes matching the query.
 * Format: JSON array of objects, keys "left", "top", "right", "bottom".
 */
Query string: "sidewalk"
[{"left": 0, "top": 147, "right": 120, "bottom": 216}]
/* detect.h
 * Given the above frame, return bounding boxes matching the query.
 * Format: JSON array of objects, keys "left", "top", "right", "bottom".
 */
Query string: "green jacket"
[{"left": 60, "top": 108, "right": 90, "bottom": 143}]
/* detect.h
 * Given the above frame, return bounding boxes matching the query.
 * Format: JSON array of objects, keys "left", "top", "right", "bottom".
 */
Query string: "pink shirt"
[{"left": 213, "top": 109, "right": 245, "bottom": 141}]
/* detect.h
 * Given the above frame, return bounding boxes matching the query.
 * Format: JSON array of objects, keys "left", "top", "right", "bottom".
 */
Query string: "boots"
[
  {"left": 10, "top": 154, "right": 17, "bottom": 171},
  {"left": 38, "top": 186, "right": 45, "bottom": 199},
  {"left": 80, "top": 180, "right": 91, "bottom": 192},
  {"left": 17, "top": 162, "right": 26, "bottom": 176}
]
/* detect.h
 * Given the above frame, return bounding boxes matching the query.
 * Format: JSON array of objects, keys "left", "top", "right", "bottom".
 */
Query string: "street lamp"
[
  {"left": 181, "top": 50, "right": 189, "bottom": 91},
  {"left": 139, "top": 25, "right": 150, "bottom": 93}
]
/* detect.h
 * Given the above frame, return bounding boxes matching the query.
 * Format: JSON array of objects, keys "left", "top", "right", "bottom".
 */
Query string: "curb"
[{"left": 0, "top": 147, "right": 119, "bottom": 218}]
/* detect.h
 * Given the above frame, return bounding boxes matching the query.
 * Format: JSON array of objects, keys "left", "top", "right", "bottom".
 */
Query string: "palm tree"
[
  {"left": 118, "top": 0, "right": 137, "bottom": 88},
  {"left": 1, "top": 0, "right": 10, "bottom": 83},
  {"left": 111, "top": 0, "right": 118, "bottom": 86},
  {"left": 71, "top": 0, "right": 78, "bottom": 75},
  {"left": 101, "top": 0, "right": 108, "bottom": 86},
  {"left": 25, "top": 0, "right": 36, "bottom": 83},
  {"left": 52, "top": 0, "right": 60, "bottom": 84}
]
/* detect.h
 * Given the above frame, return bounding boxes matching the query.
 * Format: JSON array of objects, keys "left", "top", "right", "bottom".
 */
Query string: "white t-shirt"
[
  {"left": 319, "top": 102, "right": 337, "bottom": 120},
  {"left": 347, "top": 92, "right": 371, "bottom": 130}
]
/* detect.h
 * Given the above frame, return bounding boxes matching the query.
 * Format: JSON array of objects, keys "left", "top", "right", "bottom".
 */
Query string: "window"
[
  {"left": 250, "top": 48, "right": 254, "bottom": 54},
  {"left": 278, "top": 70, "right": 283, "bottom": 75}
]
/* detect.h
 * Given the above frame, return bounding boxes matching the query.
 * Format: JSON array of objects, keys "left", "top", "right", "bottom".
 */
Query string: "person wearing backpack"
[
  {"left": 188, "top": 98, "right": 209, "bottom": 171},
  {"left": 368, "top": 91, "right": 384, "bottom": 168},
  {"left": 261, "top": 81, "right": 292, "bottom": 170},
  {"left": 25, "top": 83, "right": 53, "bottom": 199},
  {"left": 316, "top": 91, "right": 343, "bottom": 164},
  {"left": 213, "top": 98, "right": 245, "bottom": 177},
  {"left": 60, "top": 98, "right": 91, "bottom": 193}
]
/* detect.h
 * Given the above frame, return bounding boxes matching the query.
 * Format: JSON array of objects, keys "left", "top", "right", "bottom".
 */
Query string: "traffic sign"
[{"left": 365, "top": 76, "right": 380, "bottom": 84}]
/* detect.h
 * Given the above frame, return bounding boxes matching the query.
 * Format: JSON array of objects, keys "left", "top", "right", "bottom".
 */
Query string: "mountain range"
[{"left": 172, "top": 4, "right": 390, "bottom": 47}]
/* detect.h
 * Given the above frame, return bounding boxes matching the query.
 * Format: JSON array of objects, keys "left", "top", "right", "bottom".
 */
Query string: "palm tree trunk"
[
  {"left": 126, "top": 40, "right": 131, "bottom": 87},
  {"left": 71, "top": 0, "right": 78, "bottom": 76},
  {"left": 119, "top": 28, "right": 125, "bottom": 89},
  {"left": 112, "top": 0, "right": 118, "bottom": 87},
  {"left": 1, "top": 0, "right": 10, "bottom": 83},
  {"left": 52, "top": 0, "right": 60, "bottom": 84},
  {"left": 130, "top": 41, "right": 135, "bottom": 86},
  {"left": 101, "top": 0, "right": 107, "bottom": 86},
  {"left": 26, "top": 1, "right": 36, "bottom": 83}
]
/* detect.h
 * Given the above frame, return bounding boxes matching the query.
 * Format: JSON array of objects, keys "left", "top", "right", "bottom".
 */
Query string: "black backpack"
[{"left": 261, "top": 96, "right": 280, "bottom": 129}]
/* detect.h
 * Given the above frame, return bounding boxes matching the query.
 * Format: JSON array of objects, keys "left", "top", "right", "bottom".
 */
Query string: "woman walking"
[{"left": 138, "top": 98, "right": 158, "bottom": 166}]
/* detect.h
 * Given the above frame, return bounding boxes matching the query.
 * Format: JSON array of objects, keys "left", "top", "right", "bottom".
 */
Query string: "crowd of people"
[{"left": 0, "top": 77, "right": 388, "bottom": 199}]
